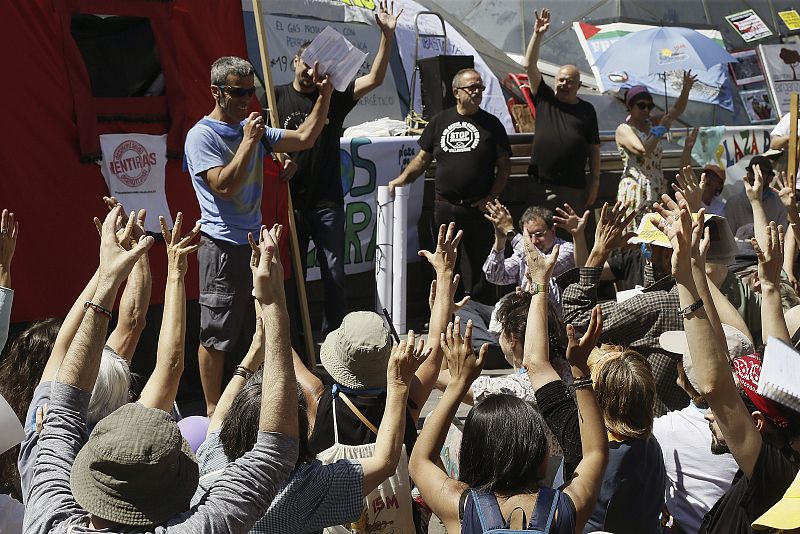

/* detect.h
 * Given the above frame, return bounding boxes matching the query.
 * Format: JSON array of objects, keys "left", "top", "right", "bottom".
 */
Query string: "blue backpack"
[{"left": 460, "top": 487, "right": 562, "bottom": 533}]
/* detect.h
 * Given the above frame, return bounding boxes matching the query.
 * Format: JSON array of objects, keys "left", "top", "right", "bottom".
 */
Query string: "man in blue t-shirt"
[{"left": 185, "top": 56, "right": 332, "bottom": 416}]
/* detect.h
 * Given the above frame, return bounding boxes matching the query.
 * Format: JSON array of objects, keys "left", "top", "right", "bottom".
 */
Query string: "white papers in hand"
[{"left": 300, "top": 26, "right": 368, "bottom": 92}]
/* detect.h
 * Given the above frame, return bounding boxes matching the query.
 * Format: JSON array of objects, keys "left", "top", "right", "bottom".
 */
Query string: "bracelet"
[
  {"left": 569, "top": 377, "right": 593, "bottom": 393},
  {"left": 679, "top": 298, "right": 704, "bottom": 317},
  {"left": 649, "top": 125, "right": 668, "bottom": 138},
  {"left": 529, "top": 282, "right": 547, "bottom": 296},
  {"left": 233, "top": 365, "right": 255, "bottom": 380},
  {"left": 83, "top": 301, "right": 112, "bottom": 319}
]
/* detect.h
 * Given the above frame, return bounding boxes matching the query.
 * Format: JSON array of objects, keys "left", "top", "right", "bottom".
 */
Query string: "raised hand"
[
  {"left": 534, "top": 8, "right": 550, "bottom": 35},
  {"left": 484, "top": 199, "right": 514, "bottom": 237},
  {"left": 0, "top": 209, "right": 18, "bottom": 288},
  {"left": 593, "top": 201, "right": 637, "bottom": 253},
  {"left": 312, "top": 62, "right": 334, "bottom": 98},
  {"left": 101, "top": 197, "right": 147, "bottom": 249},
  {"left": 771, "top": 171, "right": 799, "bottom": 222},
  {"left": 278, "top": 158, "right": 298, "bottom": 183},
  {"left": 744, "top": 163, "right": 766, "bottom": 203},
  {"left": 524, "top": 232, "right": 559, "bottom": 285},
  {"left": 428, "top": 274, "right": 470, "bottom": 313},
  {"left": 249, "top": 224, "right": 285, "bottom": 306},
  {"left": 553, "top": 203, "right": 589, "bottom": 237},
  {"left": 672, "top": 166, "right": 705, "bottom": 213},
  {"left": 566, "top": 305, "right": 603, "bottom": 375},
  {"left": 387, "top": 330, "right": 430, "bottom": 387},
  {"left": 243, "top": 111, "right": 266, "bottom": 144},
  {"left": 681, "top": 70, "right": 698, "bottom": 92},
  {"left": 375, "top": 0, "right": 403, "bottom": 36},
  {"left": 441, "top": 316, "right": 486, "bottom": 387},
  {"left": 160, "top": 212, "right": 202, "bottom": 277},
  {"left": 96, "top": 206, "right": 155, "bottom": 285},
  {"left": 418, "top": 222, "right": 462, "bottom": 273},
  {"left": 684, "top": 126, "right": 699, "bottom": 149},
  {"left": 752, "top": 222, "right": 785, "bottom": 288},
  {"left": 653, "top": 194, "right": 701, "bottom": 277}
]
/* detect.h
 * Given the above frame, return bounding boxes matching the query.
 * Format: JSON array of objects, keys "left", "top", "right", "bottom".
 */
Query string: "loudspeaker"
[{"left": 417, "top": 55, "right": 474, "bottom": 119}]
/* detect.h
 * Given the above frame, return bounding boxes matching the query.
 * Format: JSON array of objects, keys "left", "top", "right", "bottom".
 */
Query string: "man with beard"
[{"left": 275, "top": 1, "right": 401, "bottom": 337}]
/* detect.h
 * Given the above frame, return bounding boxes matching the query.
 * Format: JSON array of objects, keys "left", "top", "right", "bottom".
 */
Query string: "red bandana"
[{"left": 732, "top": 353, "right": 790, "bottom": 429}]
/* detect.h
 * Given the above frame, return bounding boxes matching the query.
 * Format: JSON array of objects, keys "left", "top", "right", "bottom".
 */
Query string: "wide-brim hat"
[
  {"left": 320, "top": 311, "right": 392, "bottom": 390},
  {"left": 71, "top": 402, "right": 199, "bottom": 526}
]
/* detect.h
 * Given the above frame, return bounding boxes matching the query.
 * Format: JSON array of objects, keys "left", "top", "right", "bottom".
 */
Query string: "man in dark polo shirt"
[
  {"left": 388, "top": 68, "right": 511, "bottom": 301},
  {"left": 523, "top": 8, "right": 600, "bottom": 211}
]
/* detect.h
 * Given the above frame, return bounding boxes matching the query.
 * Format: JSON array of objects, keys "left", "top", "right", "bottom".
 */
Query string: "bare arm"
[
  {"left": 753, "top": 223, "right": 792, "bottom": 343},
  {"left": 353, "top": 0, "right": 400, "bottom": 99},
  {"left": 656, "top": 198, "right": 763, "bottom": 479},
  {"left": 680, "top": 127, "right": 698, "bottom": 168},
  {"left": 554, "top": 204, "right": 590, "bottom": 267},
  {"left": 746, "top": 164, "right": 771, "bottom": 251},
  {"left": 522, "top": 8, "right": 549, "bottom": 97},
  {"left": 273, "top": 74, "right": 333, "bottom": 153},
  {"left": 616, "top": 123, "right": 661, "bottom": 158},
  {"left": 523, "top": 237, "right": 562, "bottom": 389},
  {"left": 292, "top": 347, "right": 324, "bottom": 433},
  {"left": 0, "top": 209, "right": 17, "bottom": 289},
  {"left": 586, "top": 144, "right": 601, "bottom": 208},
  {"left": 57, "top": 208, "right": 154, "bottom": 391},
  {"left": 408, "top": 319, "right": 485, "bottom": 533},
  {"left": 138, "top": 214, "right": 201, "bottom": 412},
  {"left": 203, "top": 113, "right": 264, "bottom": 200},
  {"left": 207, "top": 315, "right": 266, "bottom": 435},
  {"left": 670, "top": 71, "right": 697, "bottom": 119},
  {"left": 360, "top": 333, "right": 427, "bottom": 495},
  {"left": 561, "top": 307, "right": 608, "bottom": 530},
  {"left": 771, "top": 135, "right": 790, "bottom": 150},
  {"left": 252, "top": 225, "right": 298, "bottom": 438},
  {"left": 387, "top": 149, "right": 433, "bottom": 195},
  {"left": 409, "top": 223, "right": 462, "bottom": 421}
]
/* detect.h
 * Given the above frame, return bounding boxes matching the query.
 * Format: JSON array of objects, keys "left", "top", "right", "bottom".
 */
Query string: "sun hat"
[
  {"left": 625, "top": 85, "right": 652, "bottom": 107},
  {"left": 752, "top": 470, "right": 800, "bottom": 529},
  {"left": 659, "top": 324, "right": 754, "bottom": 392},
  {"left": 320, "top": 311, "right": 392, "bottom": 390},
  {"left": 70, "top": 402, "right": 199, "bottom": 526}
]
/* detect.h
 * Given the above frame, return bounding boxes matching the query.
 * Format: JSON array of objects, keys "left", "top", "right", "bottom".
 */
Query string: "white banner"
[
  {"left": 99, "top": 133, "right": 173, "bottom": 233},
  {"left": 305, "top": 136, "right": 424, "bottom": 281}
]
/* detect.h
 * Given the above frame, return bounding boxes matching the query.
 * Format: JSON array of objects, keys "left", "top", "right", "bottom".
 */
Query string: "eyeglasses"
[
  {"left": 457, "top": 84, "right": 486, "bottom": 92},
  {"left": 635, "top": 101, "right": 656, "bottom": 111},
  {"left": 528, "top": 230, "right": 548, "bottom": 238},
  {"left": 215, "top": 85, "right": 256, "bottom": 98}
]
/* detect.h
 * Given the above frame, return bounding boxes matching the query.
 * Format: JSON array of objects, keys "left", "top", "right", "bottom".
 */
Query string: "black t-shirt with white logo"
[
  {"left": 529, "top": 79, "right": 600, "bottom": 189},
  {"left": 418, "top": 107, "right": 511, "bottom": 202},
  {"left": 274, "top": 82, "right": 357, "bottom": 210}
]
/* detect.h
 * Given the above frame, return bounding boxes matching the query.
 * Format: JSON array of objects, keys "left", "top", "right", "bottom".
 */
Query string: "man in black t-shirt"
[
  {"left": 523, "top": 8, "right": 600, "bottom": 212},
  {"left": 388, "top": 68, "right": 511, "bottom": 302},
  {"left": 274, "top": 2, "right": 401, "bottom": 336}
]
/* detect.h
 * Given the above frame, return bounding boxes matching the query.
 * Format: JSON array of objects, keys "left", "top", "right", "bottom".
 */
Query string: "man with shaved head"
[{"left": 523, "top": 8, "right": 601, "bottom": 212}]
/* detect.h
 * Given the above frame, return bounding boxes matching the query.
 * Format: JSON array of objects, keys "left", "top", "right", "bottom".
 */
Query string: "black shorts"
[{"left": 197, "top": 234, "right": 253, "bottom": 352}]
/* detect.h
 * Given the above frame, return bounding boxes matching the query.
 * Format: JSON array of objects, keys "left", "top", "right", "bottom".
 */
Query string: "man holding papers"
[{"left": 275, "top": 1, "right": 402, "bottom": 336}]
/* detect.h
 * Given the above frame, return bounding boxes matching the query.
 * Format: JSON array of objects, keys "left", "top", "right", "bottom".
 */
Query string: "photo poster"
[
  {"left": 739, "top": 89, "right": 776, "bottom": 123},
  {"left": 726, "top": 9, "right": 773, "bottom": 43},
  {"left": 758, "top": 43, "right": 800, "bottom": 116},
  {"left": 573, "top": 21, "right": 733, "bottom": 110},
  {"left": 304, "top": 136, "right": 425, "bottom": 282},
  {"left": 729, "top": 49, "right": 765, "bottom": 85}
]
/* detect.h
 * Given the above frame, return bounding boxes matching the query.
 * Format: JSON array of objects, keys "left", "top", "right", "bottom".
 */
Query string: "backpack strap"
[
  {"left": 338, "top": 391, "right": 379, "bottom": 435},
  {"left": 470, "top": 490, "right": 506, "bottom": 532},
  {"left": 529, "top": 487, "right": 561, "bottom": 533}
]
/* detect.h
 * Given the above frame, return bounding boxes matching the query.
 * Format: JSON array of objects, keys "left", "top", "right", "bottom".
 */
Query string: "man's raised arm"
[
  {"left": 522, "top": 8, "right": 550, "bottom": 97},
  {"left": 354, "top": 0, "right": 401, "bottom": 99}
]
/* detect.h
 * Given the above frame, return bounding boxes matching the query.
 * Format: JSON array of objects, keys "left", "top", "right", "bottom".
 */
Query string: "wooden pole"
[
  {"left": 252, "top": 0, "right": 317, "bottom": 366},
  {"left": 789, "top": 93, "right": 799, "bottom": 187}
]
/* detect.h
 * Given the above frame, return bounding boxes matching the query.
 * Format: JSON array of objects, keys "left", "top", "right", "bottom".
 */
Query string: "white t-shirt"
[
  {"left": 652, "top": 402, "right": 740, "bottom": 533},
  {"left": 772, "top": 112, "right": 800, "bottom": 138}
]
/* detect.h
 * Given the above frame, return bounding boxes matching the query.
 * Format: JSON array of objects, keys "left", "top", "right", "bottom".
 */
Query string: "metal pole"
[{"left": 251, "top": 0, "right": 317, "bottom": 366}]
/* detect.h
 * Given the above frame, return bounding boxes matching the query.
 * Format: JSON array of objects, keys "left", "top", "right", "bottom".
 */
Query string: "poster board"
[
  {"left": 758, "top": 43, "right": 800, "bottom": 117},
  {"left": 725, "top": 9, "right": 773, "bottom": 43},
  {"left": 729, "top": 49, "right": 765, "bottom": 85},
  {"left": 739, "top": 88, "right": 777, "bottom": 123}
]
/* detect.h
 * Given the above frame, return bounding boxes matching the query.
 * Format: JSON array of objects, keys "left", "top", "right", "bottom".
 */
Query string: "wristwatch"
[
  {"left": 505, "top": 230, "right": 516, "bottom": 240},
  {"left": 529, "top": 282, "right": 546, "bottom": 295}
]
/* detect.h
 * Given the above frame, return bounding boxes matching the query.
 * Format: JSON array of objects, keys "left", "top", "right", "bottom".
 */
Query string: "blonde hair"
[{"left": 591, "top": 348, "right": 656, "bottom": 440}]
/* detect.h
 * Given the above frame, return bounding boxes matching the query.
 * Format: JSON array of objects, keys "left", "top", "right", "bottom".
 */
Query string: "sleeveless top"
[{"left": 616, "top": 120, "right": 666, "bottom": 227}]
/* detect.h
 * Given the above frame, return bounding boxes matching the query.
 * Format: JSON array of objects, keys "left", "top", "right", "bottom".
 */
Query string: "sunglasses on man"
[
  {"left": 215, "top": 85, "right": 257, "bottom": 98},
  {"left": 635, "top": 101, "right": 656, "bottom": 111},
  {"left": 456, "top": 84, "right": 486, "bottom": 93}
]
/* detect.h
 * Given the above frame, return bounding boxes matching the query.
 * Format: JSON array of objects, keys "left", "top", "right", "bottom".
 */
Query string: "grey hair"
[
  {"left": 452, "top": 68, "right": 479, "bottom": 90},
  {"left": 210, "top": 56, "right": 254, "bottom": 86},
  {"left": 87, "top": 347, "right": 131, "bottom": 426}
]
